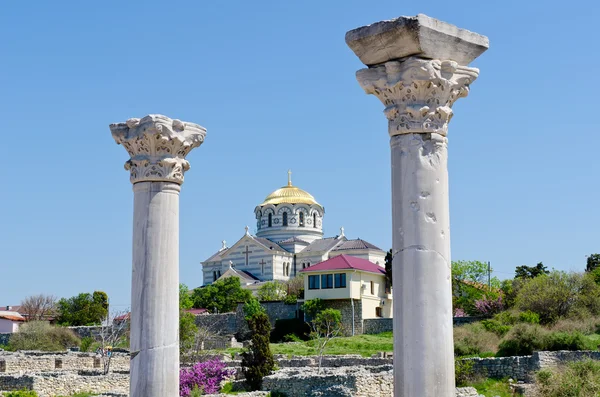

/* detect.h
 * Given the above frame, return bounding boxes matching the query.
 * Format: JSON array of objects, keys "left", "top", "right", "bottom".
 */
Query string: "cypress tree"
[{"left": 241, "top": 312, "right": 274, "bottom": 390}]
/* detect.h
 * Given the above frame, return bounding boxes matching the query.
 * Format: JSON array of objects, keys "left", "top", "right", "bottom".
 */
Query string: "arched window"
[
  {"left": 299, "top": 212, "right": 305, "bottom": 227},
  {"left": 213, "top": 271, "right": 217, "bottom": 281},
  {"left": 313, "top": 213, "right": 317, "bottom": 228},
  {"left": 268, "top": 213, "right": 272, "bottom": 227},
  {"left": 302, "top": 262, "right": 306, "bottom": 269},
  {"left": 283, "top": 212, "right": 288, "bottom": 226}
]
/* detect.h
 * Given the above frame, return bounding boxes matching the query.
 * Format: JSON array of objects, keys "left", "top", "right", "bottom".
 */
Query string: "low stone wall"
[
  {"left": 195, "top": 313, "right": 238, "bottom": 335},
  {"left": 462, "top": 350, "right": 600, "bottom": 381},
  {"left": 0, "top": 351, "right": 129, "bottom": 374},
  {"left": 67, "top": 326, "right": 104, "bottom": 339},
  {"left": 0, "top": 371, "right": 129, "bottom": 397},
  {"left": 262, "top": 365, "right": 393, "bottom": 397},
  {"left": 363, "top": 319, "right": 393, "bottom": 334}
]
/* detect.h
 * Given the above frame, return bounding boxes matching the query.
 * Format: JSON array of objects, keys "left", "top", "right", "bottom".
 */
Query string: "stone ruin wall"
[
  {"left": 0, "top": 372, "right": 129, "bottom": 397},
  {"left": 0, "top": 351, "right": 129, "bottom": 374}
]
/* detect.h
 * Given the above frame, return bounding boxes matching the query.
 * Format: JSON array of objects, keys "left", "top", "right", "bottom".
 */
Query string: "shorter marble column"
[
  {"left": 111, "top": 115, "right": 206, "bottom": 397},
  {"left": 346, "top": 14, "right": 488, "bottom": 397}
]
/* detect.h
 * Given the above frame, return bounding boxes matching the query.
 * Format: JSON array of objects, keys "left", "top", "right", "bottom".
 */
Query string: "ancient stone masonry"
[
  {"left": 0, "top": 351, "right": 129, "bottom": 374},
  {"left": 322, "top": 299, "right": 363, "bottom": 336},
  {"left": 346, "top": 14, "right": 489, "bottom": 397},
  {"left": 0, "top": 372, "right": 129, "bottom": 397},
  {"left": 363, "top": 318, "right": 393, "bottom": 335}
]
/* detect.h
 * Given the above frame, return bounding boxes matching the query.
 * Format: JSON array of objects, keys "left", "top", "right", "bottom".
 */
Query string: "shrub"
[
  {"left": 474, "top": 294, "right": 505, "bottom": 316},
  {"left": 453, "top": 308, "right": 467, "bottom": 317},
  {"left": 3, "top": 392, "right": 38, "bottom": 397},
  {"left": 283, "top": 294, "right": 297, "bottom": 305},
  {"left": 455, "top": 359, "right": 482, "bottom": 387},
  {"left": 481, "top": 319, "right": 511, "bottom": 337},
  {"left": 496, "top": 323, "right": 547, "bottom": 357},
  {"left": 179, "top": 357, "right": 235, "bottom": 397},
  {"left": 453, "top": 323, "right": 500, "bottom": 357},
  {"left": 270, "top": 318, "right": 309, "bottom": 343},
  {"left": 243, "top": 297, "right": 265, "bottom": 320},
  {"left": 9, "top": 321, "right": 80, "bottom": 351},
  {"left": 551, "top": 316, "right": 600, "bottom": 335},
  {"left": 534, "top": 359, "right": 600, "bottom": 397},
  {"left": 516, "top": 271, "right": 600, "bottom": 324},
  {"left": 79, "top": 336, "right": 94, "bottom": 352},
  {"left": 519, "top": 310, "right": 540, "bottom": 324},
  {"left": 241, "top": 312, "right": 275, "bottom": 390},
  {"left": 545, "top": 331, "right": 592, "bottom": 351}
]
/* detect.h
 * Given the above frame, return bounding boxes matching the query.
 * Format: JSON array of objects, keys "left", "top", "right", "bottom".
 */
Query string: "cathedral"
[{"left": 201, "top": 172, "right": 386, "bottom": 288}]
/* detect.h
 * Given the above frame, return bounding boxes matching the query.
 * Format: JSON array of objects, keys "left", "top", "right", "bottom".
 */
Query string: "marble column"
[
  {"left": 346, "top": 15, "right": 488, "bottom": 397},
  {"left": 110, "top": 115, "right": 206, "bottom": 397}
]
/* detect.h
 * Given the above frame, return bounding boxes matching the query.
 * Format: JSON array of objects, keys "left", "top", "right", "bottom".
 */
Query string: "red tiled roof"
[
  {"left": 299, "top": 254, "right": 385, "bottom": 275},
  {"left": 0, "top": 313, "right": 25, "bottom": 322},
  {"left": 186, "top": 308, "right": 208, "bottom": 315}
]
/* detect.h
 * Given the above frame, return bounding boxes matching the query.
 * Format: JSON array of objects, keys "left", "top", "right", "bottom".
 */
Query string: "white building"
[
  {"left": 0, "top": 310, "right": 25, "bottom": 333},
  {"left": 201, "top": 172, "right": 386, "bottom": 287}
]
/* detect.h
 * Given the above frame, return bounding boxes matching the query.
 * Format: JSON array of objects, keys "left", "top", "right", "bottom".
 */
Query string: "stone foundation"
[{"left": 0, "top": 351, "right": 129, "bottom": 374}]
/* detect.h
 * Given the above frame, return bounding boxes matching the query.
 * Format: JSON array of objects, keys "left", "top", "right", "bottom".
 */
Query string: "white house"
[
  {"left": 0, "top": 310, "right": 25, "bottom": 333},
  {"left": 300, "top": 254, "right": 393, "bottom": 320}
]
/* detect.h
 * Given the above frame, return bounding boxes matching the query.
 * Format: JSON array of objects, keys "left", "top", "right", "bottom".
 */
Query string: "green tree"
[
  {"left": 257, "top": 281, "right": 287, "bottom": 301},
  {"left": 179, "top": 283, "right": 194, "bottom": 310},
  {"left": 192, "top": 277, "right": 252, "bottom": 313},
  {"left": 241, "top": 312, "right": 274, "bottom": 390},
  {"left": 515, "top": 262, "right": 549, "bottom": 279},
  {"left": 451, "top": 260, "right": 500, "bottom": 315},
  {"left": 516, "top": 271, "right": 600, "bottom": 324},
  {"left": 56, "top": 291, "right": 109, "bottom": 326},
  {"left": 586, "top": 254, "right": 600, "bottom": 273},
  {"left": 309, "top": 308, "right": 343, "bottom": 371},
  {"left": 243, "top": 297, "right": 265, "bottom": 320},
  {"left": 179, "top": 310, "right": 198, "bottom": 357},
  {"left": 302, "top": 298, "right": 325, "bottom": 318},
  {"left": 384, "top": 249, "right": 393, "bottom": 289},
  {"left": 452, "top": 260, "right": 498, "bottom": 285}
]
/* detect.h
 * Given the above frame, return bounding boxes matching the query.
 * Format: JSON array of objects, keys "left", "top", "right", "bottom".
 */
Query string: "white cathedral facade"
[{"left": 201, "top": 172, "right": 386, "bottom": 288}]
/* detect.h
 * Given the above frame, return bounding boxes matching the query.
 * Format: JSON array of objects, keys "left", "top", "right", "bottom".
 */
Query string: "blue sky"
[{"left": 1, "top": 1, "right": 598, "bottom": 309}]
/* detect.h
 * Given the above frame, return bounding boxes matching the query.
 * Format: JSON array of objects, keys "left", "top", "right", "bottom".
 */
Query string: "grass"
[
  {"left": 268, "top": 332, "right": 393, "bottom": 357},
  {"left": 468, "top": 378, "right": 512, "bottom": 397}
]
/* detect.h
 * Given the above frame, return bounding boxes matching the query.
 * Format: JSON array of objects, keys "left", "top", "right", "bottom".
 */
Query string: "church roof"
[
  {"left": 278, "top": 236, "right": 310, "bottom": 245},
  {"left": 253, "top": 236, "right": 287, "bottom": 253},
  {"left": 258, "top": 171, "right": 321, "bottom": 207},
  {"left": 300, "top": 254, "right": 385, "bottom": 275},
  {"left": 202, "top": 248, "right": 228, "bottom": 263},
  {"left": 302, "top": 236, "right": 346, "bottom": 253},
  {"left": 332, "top": 238, "right": 382, "bottom": 251}
]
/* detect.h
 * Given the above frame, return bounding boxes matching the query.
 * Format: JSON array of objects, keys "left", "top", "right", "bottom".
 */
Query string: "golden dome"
[{"left": 259, "top": 171, "right": 321, "bottom": 207}]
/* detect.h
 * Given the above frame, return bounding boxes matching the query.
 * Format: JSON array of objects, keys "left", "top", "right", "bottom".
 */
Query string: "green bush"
[
  {"left": 8, "top": 321, "right": 80, "bottom": 351},
  {"left": 79, "top": 336, "right": 94, "bottom": 352},
  {"left": 454, "top": 323, "right": 500, "bottom": 357},
  {"left": 270, "top": 318, "right": 309, "bottom": 343},
  {"left": 535, "top": 359, "right": 600, "bottom": 397},
  {"left": 3, "top": 391, "right": 38, "bottom": 397},
  {"left": 455, "top": 359, "right": 482, "bottom": 387},
  {"left": 241, "top": 312, "right": 275, "bottom": 390},
  {"left": 519, "top": 310, "right": 540, "bottom": 324},
  {"left": 545, "top": 331, "right": 592, "bottom": 351},
  {"left": 496, "top": 324, "right": 593, "bottom": 357},
  {"left": 516, "top": 271, "right": 600, "bottom": 324},
  {"left": 496, "top": 323, "right": 546, "bottom": 357},
  {"left": 481, "top": 319, "right": 511, "bottom": 337}
]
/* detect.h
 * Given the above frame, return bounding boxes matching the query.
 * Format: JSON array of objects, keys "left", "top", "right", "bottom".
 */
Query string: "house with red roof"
[
  {"left": 0, "top": 310, "right": 25, "bottom": 333},
  {"left": 300, "top": 254, "right": 393, "bottom": 333}
]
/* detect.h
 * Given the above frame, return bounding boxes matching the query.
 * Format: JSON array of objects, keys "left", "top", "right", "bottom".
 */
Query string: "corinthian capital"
[
  {"left": 110, "top": 114, "right": 206, "bottom": 184},
  {"left": 357, "top": 58, "right": 479, "bottom": 137}
]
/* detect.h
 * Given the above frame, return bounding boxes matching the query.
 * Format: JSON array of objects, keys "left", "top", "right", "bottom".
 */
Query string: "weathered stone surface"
[{"left": 345, "top": 14, "right": 489, "bottom": 66}]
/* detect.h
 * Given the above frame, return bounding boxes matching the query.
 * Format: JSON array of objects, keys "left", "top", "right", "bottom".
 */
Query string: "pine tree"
[{"left": 241, "top": 312, "right": 274, "bottom": 390}]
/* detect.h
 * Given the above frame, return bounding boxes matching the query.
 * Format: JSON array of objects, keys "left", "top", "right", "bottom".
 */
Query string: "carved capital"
[
  {"left": 356, "top": 57, "right": 479, "bottom": 137},
  {"left": 110, "top": 114, "right": 206, "bottom": 184}
]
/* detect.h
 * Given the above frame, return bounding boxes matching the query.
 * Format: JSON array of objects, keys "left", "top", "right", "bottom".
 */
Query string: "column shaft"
[
  {"left": 130, "top": 181, "right": 180, "bottom": 397},
  {"left": 391, "top": 133, "right": 453, "bottom": 397}
]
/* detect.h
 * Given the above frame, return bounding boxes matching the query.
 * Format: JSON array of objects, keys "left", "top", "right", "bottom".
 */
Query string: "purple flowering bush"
[
  {"left": 179, "top": 357, "right": 235, "bottom": 397},
  {"left": 454, "top": 308, "right": 467, "bottom": 317},
  {"left": 474, "top": 294, "right": 504, "bottom": 316}
]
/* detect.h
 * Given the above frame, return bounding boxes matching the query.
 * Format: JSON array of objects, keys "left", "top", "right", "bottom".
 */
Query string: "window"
[
  {"left": 299, "top": 212, "right": 304, "bottom": 227},
  {"left": 334, "top": 273, "right": 347, "bottom": 288},
  {"left": 370, "top": 281, "right": 375, "bottom": 295},
  {"left": 309, "top": 275, "right": 320, "bottom": 289},
  {"left": 302, "top": 262, "right": 306, "bottom": 269},
  {"left": 321, "top": 274, "right": 333, "bottom": 289},
  {"left": 213, "top": 271, "right": 217, "bottom": 281},
  {"left": 283, "top": 212, "right": 288, "bottom": 226},
  {"left": 376, "top": 307, "right": 383, "bottom": 318},
  {"left": 313, "top": 213, "right": 317, "bottom": 228},
  {"left": 268, "top": 213, "right": 272, "bottom": 227}
]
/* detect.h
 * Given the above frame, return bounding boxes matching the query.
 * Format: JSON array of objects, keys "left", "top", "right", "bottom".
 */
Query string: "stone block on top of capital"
[{"left": 346, "top": 14, "right": 489, "bottom": 137}]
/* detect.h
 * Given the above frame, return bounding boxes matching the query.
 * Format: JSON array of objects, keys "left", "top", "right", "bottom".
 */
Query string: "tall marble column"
[
  {"left": 346, "top": 15, "right": 488, "bottom": 397},
  {"left": 110, "top": 115, "right": 206, "bottom": 397}
]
